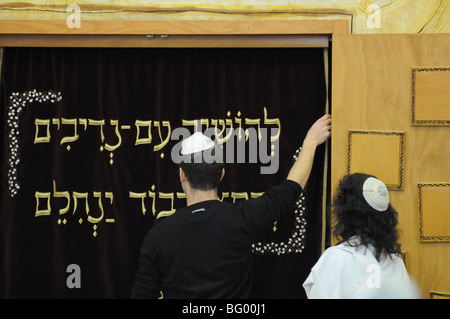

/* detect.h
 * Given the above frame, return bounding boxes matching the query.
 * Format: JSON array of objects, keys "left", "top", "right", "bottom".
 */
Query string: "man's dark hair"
[
  {"left": 332, "top": 173, "right": 402, "bottom": 261},
  {"left": 179, "top": 146, "right": 224, "bottom": 191}
]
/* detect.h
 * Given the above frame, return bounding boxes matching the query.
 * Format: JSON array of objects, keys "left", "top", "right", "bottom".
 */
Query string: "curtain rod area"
[{"left": 0, "top": 19, "right": 345, "bottom": 48}]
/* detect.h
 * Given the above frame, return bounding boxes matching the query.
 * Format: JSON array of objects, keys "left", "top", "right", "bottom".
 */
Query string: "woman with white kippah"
[{"left": 303, "top": 173, "right": 421, "bottom": 299}]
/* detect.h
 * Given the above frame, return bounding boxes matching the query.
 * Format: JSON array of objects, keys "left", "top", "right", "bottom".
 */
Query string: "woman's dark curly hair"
[{"left": 332, "top": 173, "right": 402, "bottom": 261}]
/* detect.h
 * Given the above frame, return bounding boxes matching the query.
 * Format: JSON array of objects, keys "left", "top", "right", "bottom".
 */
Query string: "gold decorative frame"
[
  {"left": 418, "top": 183, "right": 450, "bottom": 243},
  {"left": 411, "top": 67, "right": 450, "bottom": 126},
  {"left": 430, "top": 291, "right": 450, "bottom": 299},
  {"left": 347, "top": 130, "right": 405, "bottom": 190}
]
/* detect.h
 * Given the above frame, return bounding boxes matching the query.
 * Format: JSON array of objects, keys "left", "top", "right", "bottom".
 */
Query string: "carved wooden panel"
[
  {"left": 412, "top": 67, "right": 450, "bottom": 126},
  {"left": 347, "top": 130, "right": 405, "bottom": 190},
  {"left": 418, "top": 183, "right": 450, "bottom": 242}
]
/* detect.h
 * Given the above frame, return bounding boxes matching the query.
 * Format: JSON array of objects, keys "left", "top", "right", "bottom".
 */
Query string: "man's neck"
[{"left": 186, "top": 189, "right": 218, "bottom": 206}]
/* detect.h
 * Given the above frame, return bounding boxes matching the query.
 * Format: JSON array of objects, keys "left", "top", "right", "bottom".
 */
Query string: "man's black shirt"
[{"left": 131, "top": 179, "right": 302, "bottom": 299}]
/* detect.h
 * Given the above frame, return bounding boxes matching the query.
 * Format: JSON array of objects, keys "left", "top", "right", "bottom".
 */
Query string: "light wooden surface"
[
  {"left": 348, "top": 131, "right": 404, "bottom": 189},
  {"left": 0, "top": 19, "right": 346, "bottom": 47},
  {"left": 420, "top": 185, "right": 450, "bottom": 240},
  {"left": 413, "top": 68, "right": 450, "bottom": 125},
  {"left": 332, "top": 33, "right": 450, "bottom": 298},
  {"left": 0, "top": 19, "right": 348, "bottom": 34}
]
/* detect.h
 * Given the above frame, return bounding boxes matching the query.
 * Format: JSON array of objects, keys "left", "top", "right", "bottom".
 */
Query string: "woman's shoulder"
[
  {"left": 324, "top": 240, "right": 359, "bottom": 256},
  {"left": 314, "top": 242, "right": 358, "bottom": 269}
]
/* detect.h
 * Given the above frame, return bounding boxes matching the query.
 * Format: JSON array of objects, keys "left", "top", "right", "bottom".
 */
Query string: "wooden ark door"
[{"left": 331, "top": 34, "right": 450, "bottom": 299}]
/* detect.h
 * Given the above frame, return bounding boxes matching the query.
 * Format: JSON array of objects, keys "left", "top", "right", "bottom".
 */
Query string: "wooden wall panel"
[
  {"left": 419, "top": 183, "right": 450, "bottom": 242},
  {"left": 332, "top": 34, "right": 450, "bottom": 298},
  {"left": 347, "top": 130, "right": 405, "bottom": 190},
  {"left": 412, "top": 67, "right": 450, "bottom": 126}
]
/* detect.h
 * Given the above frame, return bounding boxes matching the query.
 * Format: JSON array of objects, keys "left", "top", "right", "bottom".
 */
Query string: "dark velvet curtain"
[{"left": 0, "top": 47, "right": 326, "bottom": 298}]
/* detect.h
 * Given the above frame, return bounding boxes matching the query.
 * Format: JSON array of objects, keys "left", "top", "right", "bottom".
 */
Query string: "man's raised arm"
[{"left": 287, "top": 114, "right": 331, "bottom": 189}]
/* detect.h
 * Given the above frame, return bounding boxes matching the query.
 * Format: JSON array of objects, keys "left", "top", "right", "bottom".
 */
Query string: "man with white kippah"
[{"left": 131, "top": 114, "right": 331, "bottom": 299}]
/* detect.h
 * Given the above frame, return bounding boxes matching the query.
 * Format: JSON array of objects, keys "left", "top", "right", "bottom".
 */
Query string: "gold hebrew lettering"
[
  {"left": 210, "top": 119, "right": 224, "bottom": 136},
  {"left": 218, "top": 192, "right": 230, "bottom": 202},
  {"left": 182, "top": 119, "right": 195, "bottom": 128},
  {"left": 104, "top": 192, "right": 115, "bottom": 223},
  {"left": 79, "top": 118, "right": 88, "bottom": 130},
  {"left": 53, "top": 180, "right": 70, "bottom": 215},
  {"left": 157, "top": 192, "right": 176, "bottom": 219},
  {"left": 199, "top": 119, "right": 210, "bottom": 131},
  {"left": 245, "top": 118, "right": 261, "bottom": 141},
  {"left": 34, "top": 119, "right": 51, "bottom": 143},
  {"left": 176, "top": 192, "right": 186, "bottom": 199},
  {"left": 105, "top": 192, "right": 113, "bottom": 203},
  {"left": 235, "top": 112, "right": 243, "bottom": 141},
  {"left": 224, "top": 119, "right": 234, "bottom": 142},
  {"left": 135, "top": 120, "right": 152, "bottom": 145},
  {"left": 88, "top": 119, "right": 105, "bottom": 143},
  {"left": 250, "top": 192, "right": 264, "bottom": 199},
  {"left": 52, "top": 118, "right": 60, "bottom": 130},
  {"left": 153, "top": 121, "right": 171, "bottom": 151},
  {"left": 264, "top": 107, "right": 281, "bottom": 142},
  {"left": 60, "top": 118, "right": 79, "bottom": 145},
  {"left": 231, "top": 192, "right": 249, "bottom": 203},
  {"left": 35, "top": 191, "right": 51, "bottom": 217},
  {"left": 211, "top": 119, "right": 233, "bottom": 144},
  {"left": 72, "top": 192, "right": 89, "bottom": 215},
  {"left": 148, "top": 186, "right": 157, "bottom": 216},
  {"left": 104, "top": 120, "right": 122, "bottom": 152},
  {"left": 182, "top": 119, "right": 209, "bottom": 133},
  {"left": 129, "top": 191, "right": 147, "bottom": 215},
  {"left": 87, "top": 191, "right": 104, "bottom": 224}
]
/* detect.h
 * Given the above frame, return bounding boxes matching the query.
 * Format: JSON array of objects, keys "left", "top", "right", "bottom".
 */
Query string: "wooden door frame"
[{"left": 0, "top": 19, "right": 348, "bottom": 47}]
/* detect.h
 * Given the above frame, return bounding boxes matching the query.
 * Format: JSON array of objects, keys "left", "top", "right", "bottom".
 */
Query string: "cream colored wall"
[{"left": 0, "top": 0, "right": 449, "bottom": 33}]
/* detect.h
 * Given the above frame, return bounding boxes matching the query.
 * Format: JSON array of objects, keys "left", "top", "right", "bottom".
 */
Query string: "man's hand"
[
  {"left": 304, "top": 114, "right": 332, "bottom": 147},
  {"left": 287, "top": 114, "right": 332, "bottom": 189}
]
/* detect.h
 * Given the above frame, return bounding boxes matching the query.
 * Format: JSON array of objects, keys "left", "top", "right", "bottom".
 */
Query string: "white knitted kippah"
[
  {"left": 362, "top": 177, "right": 389, "bottom": 212},
  {"left": 180, "top": 132, "right": 215, "bottom": 155}
]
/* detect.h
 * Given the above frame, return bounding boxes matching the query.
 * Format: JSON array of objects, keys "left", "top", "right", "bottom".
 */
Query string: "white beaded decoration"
[
  {"left": 252, "top": 147, "right": 307, "bottom": 255},
  {"left": 7, "top": 90, "right": 62, "bottom": 197}
]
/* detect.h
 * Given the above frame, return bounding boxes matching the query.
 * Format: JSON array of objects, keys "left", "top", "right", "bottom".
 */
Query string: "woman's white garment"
[{"left": 303, "top": 238, "right": 421, "bottom": 299}]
